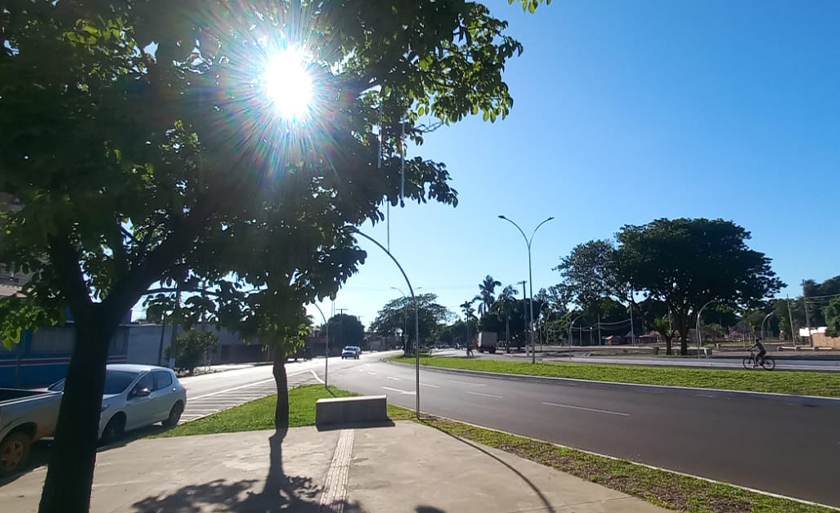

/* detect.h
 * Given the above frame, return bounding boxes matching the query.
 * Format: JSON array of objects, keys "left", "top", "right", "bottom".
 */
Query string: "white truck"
[
  {"left": 476, "top": 332, "right": 497, "bottom": 354},
  {"left": 0, "top": 388, "right": 62, "bottom": 476}
]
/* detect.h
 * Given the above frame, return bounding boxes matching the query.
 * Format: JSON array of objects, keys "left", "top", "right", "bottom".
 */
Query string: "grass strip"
[
  {"left": 391, "top": 356, "right": 840, "bottom": 398},
  {"left": 410, "top": 411, "right": 834, "bottom": 513}
]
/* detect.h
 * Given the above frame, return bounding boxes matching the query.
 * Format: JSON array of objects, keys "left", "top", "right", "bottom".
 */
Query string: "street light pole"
[
  {"left": 312, "top": 303, "right": 329, "bottom": 388},
  {"left": 761, "top": 312, "right": 774, "bottom": 341},
  {"left": 696, "top": 300, "right": 714, "bottom": 358},
  {"left": 499, "top": 215, "right": 554, "bottom": 364},
  {"left": 352, "top": 228, "right": 421, "bottom": 417}
]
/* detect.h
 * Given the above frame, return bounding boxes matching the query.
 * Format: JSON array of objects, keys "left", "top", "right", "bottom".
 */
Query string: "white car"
[
  {"left": 48, "top": 364, "right": 187, "bottom": 443},
  {"left": 341, "top": 346, "right": 361, "bottom": 359}
]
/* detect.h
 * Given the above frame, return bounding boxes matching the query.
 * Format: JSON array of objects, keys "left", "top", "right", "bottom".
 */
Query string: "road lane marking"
[
  {"left": 542, "top": 402, "right": 629, "bottom": 417},
  {"left": 465, "top": 391, "right": 503, "bottom": 399},
  {"left": 188, "top": 378, "right": 276, "bottom": 400},
  {"left": 386, "top": 376, "right": 401, "bottom": 381},
  {"left": 309, "top": 369, "right": 325, "bottom": 384},
  {"left": 367, "top": 371, "right": 377, "bottom": 375},
  {"left": 382, "top": 386, "right": 416, "bottom": 395},
  {"left": 448, "top": 380, "right": 485, "bottom": 387},
  {"left": 420, "top": 383, "right": 440, "bottom": 388}
]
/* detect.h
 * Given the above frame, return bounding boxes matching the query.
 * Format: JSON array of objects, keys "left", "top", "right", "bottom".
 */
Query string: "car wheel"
[
  {"left": 101, "top": 414, "right": 125, "bottom": 445},
  {"left": 0, "top": 431, "right": 31, "bottom": 477},
  {"left": 162, "top": 402, "right": 185, "bottom": 428}
]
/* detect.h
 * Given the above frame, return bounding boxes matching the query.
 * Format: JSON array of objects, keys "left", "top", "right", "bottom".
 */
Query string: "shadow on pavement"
[
  {"left": 0, "top": 423, "right": 175, "bottom": 489},
  {"left": 130, "top": 432, "right": 362, "bottom": 512},
  {"left": 422, "top": 420, "right": 556, "bottom": 513},
  {"left": 416, "top": 507, "right": 447, "bottom": 513},
  {"left": 316, "top": 420, "right": 395, "bottom": 432}
]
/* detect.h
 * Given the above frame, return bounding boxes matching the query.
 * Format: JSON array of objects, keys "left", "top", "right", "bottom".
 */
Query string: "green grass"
[
  {"left": 418, "top": 414, "right": 834, "bottom": 513},
  {"left": 390, "top": 356, "right": 840, "bottom": 397},
  {"left": 155, "top": 384, "right": 414, "bottom": 438},
  {"left": 153, "top": 384, "right": 833, "bottom": 512}
]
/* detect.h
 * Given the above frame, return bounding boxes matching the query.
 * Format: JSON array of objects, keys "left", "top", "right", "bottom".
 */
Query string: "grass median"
[
  {"left": 152, "top": 384, "right": 411, "bottom": 438},
  {"left": 391, "top": 356, "right": 840, "bottom": 397},
  {"left": 152, "top": 384, "right": 832, "bottom": 513}
]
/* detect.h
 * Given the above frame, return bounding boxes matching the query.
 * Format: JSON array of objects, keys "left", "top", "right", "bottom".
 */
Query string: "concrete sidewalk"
[{"left": 1, "top": 422, "right": 669, "bottom": 513}]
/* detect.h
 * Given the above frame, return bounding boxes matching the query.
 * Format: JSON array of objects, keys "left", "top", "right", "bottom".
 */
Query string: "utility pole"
[
  {"left": 518, "top": 280, "right": 527, "bottom": 352},
  {"left": 629, "top": 303, "right": 635, "bottom": 345},
  {"left": 337, "top": 308, "right": 348, "bottom": 350},
  {"left": 802, "top": 281, "right": 813, "bottom": 346},
  {"left": 786, "top": 295, "right": 797, "bottom": 344},
  {"left": 597, "top": 314, "right": 601, "bottom": 345}
]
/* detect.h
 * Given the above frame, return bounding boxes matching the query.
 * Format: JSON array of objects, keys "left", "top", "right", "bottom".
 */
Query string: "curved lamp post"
[
  {"left": 696, "top": 300, "right": 715, "bottom": 358},
  {"left": 351, "top": 228, "right": 421, "bottom": 417},
  {"left": 761, "top": 312, "right": 774, "bottom": 342},
  {"left": 498, "top": 215, "right": 554, "bottom": 364},
  {"left": 312, "top": 303, "right": 329, "bottom": 388}
]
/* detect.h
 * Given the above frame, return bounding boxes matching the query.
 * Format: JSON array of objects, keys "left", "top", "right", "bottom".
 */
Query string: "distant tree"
[
  {"left": 824, "top": 297, "right": 840, "bottom": 337},
  {"left": 494, "top": 285, "right": 518, "bottom": 349},
  {"left": 371, "top": 294, "right": 452, "bottom": 353},
  {"left": 474, "top": 275, "right": 502, "bottom": 315},
  {"left": 651, "top": 317, "right": 676, "bottom": 353},
  {"left": 618, "top": 218, "right": 784, "bottom": 355},
  {"left": 166, "top": 330, "right": 220, "bottom": 375},
  {"left": 325, "top": 314, "right": 365, "bottom": 350},
  {"left": 554, "top": 240, "right": 628, "bottom": 308}
]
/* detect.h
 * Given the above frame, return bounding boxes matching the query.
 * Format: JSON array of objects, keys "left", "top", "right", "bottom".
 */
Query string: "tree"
[
  {"left": 325, "top": 314, "right": 365, "bottom": 350},
  {"left": 370, "top": 294, "right": 452, "bottom": 353},
  {"left": 166, "top": 330, "right": 220, "bottom": 374},
  {"left": 473, "top": 275, "right": 502, "bottom": 315},
  {"left": 0, "top": 2, "right": 531, "bottom": 511},
  {"left": 825, "top": 297, "right": 840, "bottom": 337},
  {"left": 554, "top": 240, "right": 627, "bottom": 309},
  {"left": 494, "top": 285, "right": 518, "bottom": 350},
  {"left": 617, "top": 218, "right": 784, "bottom": 355}
]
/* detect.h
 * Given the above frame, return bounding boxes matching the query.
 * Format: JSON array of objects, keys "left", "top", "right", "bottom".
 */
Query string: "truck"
[
  {"left": 476, "top": 332, "right": 497, "bottom": 354},
  {"left": 0, "top": 388, "right": 62, "bottom": 476}
]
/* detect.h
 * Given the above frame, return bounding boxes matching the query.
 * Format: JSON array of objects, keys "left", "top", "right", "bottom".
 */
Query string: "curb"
[
  {"left": 418, "top": 413, "right": 840, "bottom": 512},
  {"left": 385, "top": 360, "right": 840, "bottom": 407}
]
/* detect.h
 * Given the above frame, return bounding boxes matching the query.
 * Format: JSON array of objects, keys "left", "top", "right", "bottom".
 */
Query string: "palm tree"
[
  {"left": 460, "top": 301, "right": 477, "bottom": 347},
  {"left": 494, "top": 285, "right": 517, "bottom": 352},
  {"left": 474, "top": 275, "right": 502, "bottom": 315}
]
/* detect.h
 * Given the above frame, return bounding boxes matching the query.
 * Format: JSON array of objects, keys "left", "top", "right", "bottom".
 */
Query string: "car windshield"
[{"left": 49, "top": 370, "right": 139, "bottom": 394}]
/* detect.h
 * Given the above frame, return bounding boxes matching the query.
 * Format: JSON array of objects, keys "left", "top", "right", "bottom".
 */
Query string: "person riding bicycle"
[{"left": 750, "top": 337, "right": 767, "bottom": 367}]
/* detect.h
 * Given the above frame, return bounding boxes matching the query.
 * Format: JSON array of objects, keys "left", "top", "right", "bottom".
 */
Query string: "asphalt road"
[{"left": 328, "top": 357, "right": 840, "bottom": 507}]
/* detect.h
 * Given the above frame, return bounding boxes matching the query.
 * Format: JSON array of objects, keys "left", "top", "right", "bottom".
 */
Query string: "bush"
[{"left": 166, "top": 330, "right": 220, "bottom": 374}]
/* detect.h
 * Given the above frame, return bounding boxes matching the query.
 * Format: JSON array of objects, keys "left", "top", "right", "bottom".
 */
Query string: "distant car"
[
  {"left": 48, "top": 364, "right": 187, "bottom": 443},
  {"left": 341, "top": 346, "right": 360, "bottom": 359}
]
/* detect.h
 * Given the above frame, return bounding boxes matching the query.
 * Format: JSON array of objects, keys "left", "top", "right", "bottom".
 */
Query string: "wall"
[{"left": 812, "top": 332, "right": 840, "bottom": 348}]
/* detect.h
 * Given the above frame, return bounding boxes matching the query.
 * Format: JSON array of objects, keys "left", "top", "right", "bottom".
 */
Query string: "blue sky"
[{"left": 304, "top": 0, "right": 840, "bottom": 328}]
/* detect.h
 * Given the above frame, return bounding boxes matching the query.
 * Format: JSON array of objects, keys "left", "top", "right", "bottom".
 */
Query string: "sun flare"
[{"left": 264, "top": 48, "right": 313, "bottom": 120}]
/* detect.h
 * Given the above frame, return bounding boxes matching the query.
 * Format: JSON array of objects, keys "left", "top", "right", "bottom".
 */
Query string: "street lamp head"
[{"left": 498, "top": 215, "right": 506, "bottom": 219}]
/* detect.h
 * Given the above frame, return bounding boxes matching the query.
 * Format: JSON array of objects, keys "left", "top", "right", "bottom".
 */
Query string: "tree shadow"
[
  {"left": 131, "top": 432, "right": 362, "bottom": 512},
  {"left": 420, "top": 419, "right": 556, "bottom": 513},
  {"left": 416, "top": 507, "right": 447, "bottom": 513}
]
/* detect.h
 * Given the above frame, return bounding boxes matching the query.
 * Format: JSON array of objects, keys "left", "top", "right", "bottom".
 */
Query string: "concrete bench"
[{"left": 315, "top": 395, "right": 388, "bottom": 427}]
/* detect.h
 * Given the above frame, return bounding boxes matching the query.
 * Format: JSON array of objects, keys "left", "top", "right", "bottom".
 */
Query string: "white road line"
[
  {"left": 420, "top": 383, "right": 440, "bottom": 388},
  {"left": 188, "top": 378, "right": 276, "bottom": 400},
  {"left": 358, "top": 368, "right": 365, "bottom": 373},
  {"left": 367, "top": 371, "right": 377, "bottom": 375},
  {"left": 309, "top": 369, "right": 325, "bottom": 384},
  {"left": 448, "top": 380, "right": 485, "bottom": 387},
  {"left": 465, "top": 391, "right": 503, "bottom": 399},
  {"left": 382, "top": 386, "right": 416, "bottom": 395},
  {"left": 542, "top": 402, "right": 629, "bottom": 417},
  {"left": 386, "top": 376, "right": 401, "bottom": 381}
]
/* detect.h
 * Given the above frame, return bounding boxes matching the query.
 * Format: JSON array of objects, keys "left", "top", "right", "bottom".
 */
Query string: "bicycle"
[{"left": 742, "top": 351, "right": 776, "bottom": 370}]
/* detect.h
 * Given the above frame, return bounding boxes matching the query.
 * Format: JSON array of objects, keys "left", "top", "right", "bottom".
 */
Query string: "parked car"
[
  {"left": 0, "top": 388, "right": 62, "bottom": 476},
  {"left": 48, "top": 364, "right": 187, "bottom": 444},
  {"left": 341, "top": 346, "right": 360, "bottom": 359}
]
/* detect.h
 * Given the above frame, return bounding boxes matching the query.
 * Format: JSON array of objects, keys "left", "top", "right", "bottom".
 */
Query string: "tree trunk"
[
  {"left": 38, "top": 314, "right": 115, "bottom": 513},
  {"left": 273, "top": 348, "right": 289, "bottom": 439},
  {"left": 505, "top": 317, "right": 510, "bottom": 353},
  {"left": 665, "top": 336, "right": 673, "bottom": 355}
]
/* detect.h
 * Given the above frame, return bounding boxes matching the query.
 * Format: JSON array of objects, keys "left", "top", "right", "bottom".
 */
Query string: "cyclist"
[{"left": 749, "top": 337, "right": 767, "bottom": 368}]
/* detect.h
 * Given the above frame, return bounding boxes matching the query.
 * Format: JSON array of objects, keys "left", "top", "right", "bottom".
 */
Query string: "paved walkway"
[{"left": 1, "top": 422, "right": 669, "bottom": 513}]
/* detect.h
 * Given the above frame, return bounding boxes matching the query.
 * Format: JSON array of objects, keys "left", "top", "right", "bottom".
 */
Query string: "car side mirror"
[{"left": 133, "top": 387, "right": 151, "bottom": 398}]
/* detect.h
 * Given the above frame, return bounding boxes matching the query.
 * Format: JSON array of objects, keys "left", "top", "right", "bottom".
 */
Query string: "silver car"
[{"left": 48, "top": 364, "right": 187, "bottom": 443}]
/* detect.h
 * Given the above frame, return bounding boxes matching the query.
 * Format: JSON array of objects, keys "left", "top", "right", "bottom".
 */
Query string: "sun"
[{"left": 263, "top": 48, "right": 313, "bottom": 120}]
